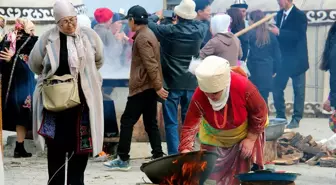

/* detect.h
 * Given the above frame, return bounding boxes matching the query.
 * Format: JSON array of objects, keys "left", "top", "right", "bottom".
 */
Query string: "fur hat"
[{"left": 174, "top": 0, "right": 197, "bottom": 20}]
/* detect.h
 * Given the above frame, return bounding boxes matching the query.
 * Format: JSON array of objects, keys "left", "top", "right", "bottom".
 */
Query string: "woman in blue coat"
[{"left": 0, "top": 18, "right": 37, "bottom": 158}]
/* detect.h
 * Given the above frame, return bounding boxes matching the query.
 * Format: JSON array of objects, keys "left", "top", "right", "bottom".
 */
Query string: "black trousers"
[
  {"left": 259, "top": 89, "right": 270, "bottom": 105},
  {"left": 273, "top": 72, "right": 306, "bottom": 121},
  {"left": 46, "top": 103, "right": 89, "bottom": 185},
  {"left": 117, "top": 89, "right": 164, "bottom": 161},
  {"left": 47, "top": 139, "right": 89, "bottom": 185}
]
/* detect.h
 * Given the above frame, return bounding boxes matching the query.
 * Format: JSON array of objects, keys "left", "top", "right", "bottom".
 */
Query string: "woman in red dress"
[{"left": 179, "top": 56, "right": 269, "bottom": 185}]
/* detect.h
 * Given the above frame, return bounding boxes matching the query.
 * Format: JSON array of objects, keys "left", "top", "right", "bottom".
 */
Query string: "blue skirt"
[{"left": 1, "top": 57, "right": 35, "bottom": 131}]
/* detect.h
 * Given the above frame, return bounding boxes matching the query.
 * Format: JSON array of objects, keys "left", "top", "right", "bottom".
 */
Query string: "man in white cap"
[
  {"left": 179, "top": 56, "right": 268, "bottom": 185},
  {"left": 147, "top": 0, "right": 208, "bottom": 155}
]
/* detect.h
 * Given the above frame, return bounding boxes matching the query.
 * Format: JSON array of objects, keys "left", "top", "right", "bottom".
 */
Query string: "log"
[
  {"left": 320, "top": 157, "right": 336, "bottom": 168},
  {"left": 241, "top": 182, "right": 295, "bottom": 185},
  {"left": 263, "top": 140, "right": 278, "bottom": 162},
  {"left": 235, "top": 13, "right": 277, "bottom": 37}
]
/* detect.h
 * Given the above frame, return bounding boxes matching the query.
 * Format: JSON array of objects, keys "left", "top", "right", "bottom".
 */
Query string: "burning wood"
[{"left": 160, "top": 151, "right": 208, "bottom": 185}]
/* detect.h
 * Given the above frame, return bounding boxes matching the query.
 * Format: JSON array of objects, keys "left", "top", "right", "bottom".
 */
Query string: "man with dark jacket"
[
  {"left": 270, "top": 0, "right": 309, "bottom": 129},
  {"left": 194, "top": 0, "right": 212, "bottom": 48},
  {"left": 104, "top": 5, "right": 167, "bottom": 171},
  {"left": 148, "top": 0, "right": 208, "bottom": 155}
]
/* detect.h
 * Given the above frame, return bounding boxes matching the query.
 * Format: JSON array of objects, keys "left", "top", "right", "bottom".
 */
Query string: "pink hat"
[{"left": 94, "top": 8, "right": 114, "bottom": 23}]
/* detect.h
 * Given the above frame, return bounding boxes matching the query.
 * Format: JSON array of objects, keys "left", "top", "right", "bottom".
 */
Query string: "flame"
[{"left": 160, "top": 151, "right": 208, "bottom": 185}]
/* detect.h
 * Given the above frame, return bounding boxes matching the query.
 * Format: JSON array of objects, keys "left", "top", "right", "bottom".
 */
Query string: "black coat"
[
  {"left": 231, "top": 28, "right": 249, "bottom": 61},
  {"left": 327, "top": 41, "right": 336, "bottom": 107},
  {"left": 247, "top": 30, "right": 282, "bottom": 91},
  {"left": 275, "top": 5, "right": 309, "bottom": 77},
  {"left": 148, "top": 15, "right": 208, "bottom": 90},
  {"left": 200, "top": 20, "right": 212, "bottom": 49}
]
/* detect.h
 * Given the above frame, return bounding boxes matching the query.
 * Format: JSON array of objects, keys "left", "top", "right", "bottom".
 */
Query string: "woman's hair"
[
  {"left": 226, "top": 8, "right": 245, "bottom": 34},
  {"left": 321, "top": 21, "right": 336, "bottom": 71},
  {"left": 249, "top": 10, "right": 270, "bottom": 48}
]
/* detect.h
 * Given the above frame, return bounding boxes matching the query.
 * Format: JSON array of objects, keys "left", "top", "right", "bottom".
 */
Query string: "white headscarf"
[
  {"left": 193, "top": 56, "right": 232, "bottom": 111},
  {"left": 210, "top": 14, "right": 232, "bottom": 35},
  {"left": 77, "top": 14, "right": 91, "bottom": 28},
  {"left": 53, "top": 0, "right": 77, "bottom": 23}
]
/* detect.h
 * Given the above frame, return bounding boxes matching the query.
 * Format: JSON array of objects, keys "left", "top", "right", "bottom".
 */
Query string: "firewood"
[
  {"left": 305, "top": 152, "right": 327, "bottom": 166},
  {"left": 290, "top": 133, "right": 303, "bottom": 147},
  {"left": 264, "top": 141, "right": 278, "bottom": 162},
  {"left": 280, "top": 132, "right": 296, "bottom": 140},
  {"left": 320, "top": 157, "right": 336, "bottom": 168},
  {"left": 300, "top": 145, "right": 322, "bottom": 155},
  {"left": 308, "top": 140, "right": 318, "bottom": 147},
  {"left": 302, "top": 135, "right": 313, "bottom": 143}
]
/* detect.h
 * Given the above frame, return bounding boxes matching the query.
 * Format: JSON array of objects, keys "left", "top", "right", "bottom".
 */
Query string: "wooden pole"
[
  {"left": 163, "top": 0, "right": 167, "bottom": 9},
  {"left": 235, "top": 13, "right": 277, "bottom": 37}
]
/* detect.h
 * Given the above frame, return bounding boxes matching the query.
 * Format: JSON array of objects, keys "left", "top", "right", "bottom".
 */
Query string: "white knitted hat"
[
  {"left": 53, "top": 0, "right": 77, "bottom": 23},
  {"left": 174, "top": 0, "right": 197, "bottom": 20},
  {"left": 195, "top": 56, "right": 231, "bottom": 93}
]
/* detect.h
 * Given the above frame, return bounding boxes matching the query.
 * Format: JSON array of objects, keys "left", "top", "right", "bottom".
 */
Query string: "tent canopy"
[{"left": 211, "top": 0, "right": 336, "bottom": 12}]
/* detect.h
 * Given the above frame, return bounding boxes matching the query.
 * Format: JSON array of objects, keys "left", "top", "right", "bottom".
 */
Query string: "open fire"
[{"left": 160, "top": 151, "right": 208, "bottom": 185}]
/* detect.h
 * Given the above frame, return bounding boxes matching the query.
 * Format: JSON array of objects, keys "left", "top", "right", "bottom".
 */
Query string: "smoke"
[{"left": 94, "top": 21, "right": 131, "bottom": 79}]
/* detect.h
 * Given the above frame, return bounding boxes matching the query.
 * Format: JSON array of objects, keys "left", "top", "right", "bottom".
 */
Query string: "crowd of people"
[{"left": 1, "top": 0, "right": 336, "bottom": 184}]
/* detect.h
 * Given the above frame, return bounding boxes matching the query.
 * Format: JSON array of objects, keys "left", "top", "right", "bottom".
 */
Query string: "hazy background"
[{"left": 83, "top": 0, "right": 164, "bottom": 17}]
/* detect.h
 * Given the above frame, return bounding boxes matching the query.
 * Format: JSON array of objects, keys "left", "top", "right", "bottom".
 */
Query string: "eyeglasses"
[{"left": 59, "top": 17, "right": 77, "bottom": 26}]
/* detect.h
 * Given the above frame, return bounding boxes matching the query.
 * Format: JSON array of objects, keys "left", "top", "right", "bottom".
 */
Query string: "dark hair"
[
  {"left": 131, "top": 18, "right": 148, "bottom": 25},
  {"left": 194, "top": 0, "right": 211, "bottom": 12},
  {"left": 321, "top": 21, "right": 336, "bottom": 71},
  {"left": 250, "top": 10, "right": 270, "bottom": 47},
  {"left": 227, "top": 8, "right": 245, "bottom": 34}
]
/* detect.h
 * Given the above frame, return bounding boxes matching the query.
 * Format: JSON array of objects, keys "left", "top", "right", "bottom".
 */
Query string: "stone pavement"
[{"left": 3, "top": 118, "right": 336, "bottom": 185}]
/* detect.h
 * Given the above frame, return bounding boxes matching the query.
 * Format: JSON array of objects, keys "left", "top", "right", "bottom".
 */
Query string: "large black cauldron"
[{"left": 140, "top": 151, "right": 219, "bottom": 185}]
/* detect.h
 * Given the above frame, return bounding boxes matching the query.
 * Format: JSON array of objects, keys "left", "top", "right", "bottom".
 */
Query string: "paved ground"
[{"left": 2, "top": 118, "right": 336, "bottom": 185}]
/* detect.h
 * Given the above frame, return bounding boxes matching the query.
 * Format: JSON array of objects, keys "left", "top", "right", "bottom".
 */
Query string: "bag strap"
[{"left": 4, "top": 36, "right": 31, "bottom": 107}]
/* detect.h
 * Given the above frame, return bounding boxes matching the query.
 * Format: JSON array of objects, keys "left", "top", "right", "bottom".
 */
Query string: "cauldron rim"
[{"left": 140, "top": 151, "right": 219, "bottom": 172}]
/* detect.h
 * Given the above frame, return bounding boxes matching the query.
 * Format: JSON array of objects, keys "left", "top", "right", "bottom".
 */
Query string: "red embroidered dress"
[{"left": 179, "top": 72, "right": 268, "bottom": 185}]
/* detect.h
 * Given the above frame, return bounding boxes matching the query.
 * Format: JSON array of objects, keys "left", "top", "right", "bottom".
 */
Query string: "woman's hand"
[
  {"left": 181, "top": 149, "right": 191, "bottom": 153},
  {"left": 0, "top": 48, "right": 14, "bottom": 62},
  {"left": 115, "top": 32, "right": 125, "bottom": 41},
  {"left": 240, "top": 138, "right": 256, "bottom": 158},
  {"left": 323, "top": 99, "right": 332, "bottom": 112}
]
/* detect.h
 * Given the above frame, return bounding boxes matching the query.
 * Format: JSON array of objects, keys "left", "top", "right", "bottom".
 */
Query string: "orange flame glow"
[{"left": 160, "top": 152, "right": 208, "bottom": 185}]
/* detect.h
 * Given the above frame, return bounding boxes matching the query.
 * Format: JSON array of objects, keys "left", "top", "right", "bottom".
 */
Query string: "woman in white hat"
[
  {"left": 29, "top": 0, "right": 104, "bottom": 184},
  {"left": 179, "top": 56, "right": 268, "bottom": 185}
]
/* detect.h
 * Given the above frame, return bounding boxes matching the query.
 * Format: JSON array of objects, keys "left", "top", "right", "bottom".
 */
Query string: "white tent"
[
  {"left": 0, "top": 0, "right": 87, "bottom": 35},
  {"left": 210, "top": 0, "right": 336, "bottom": 116}
]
